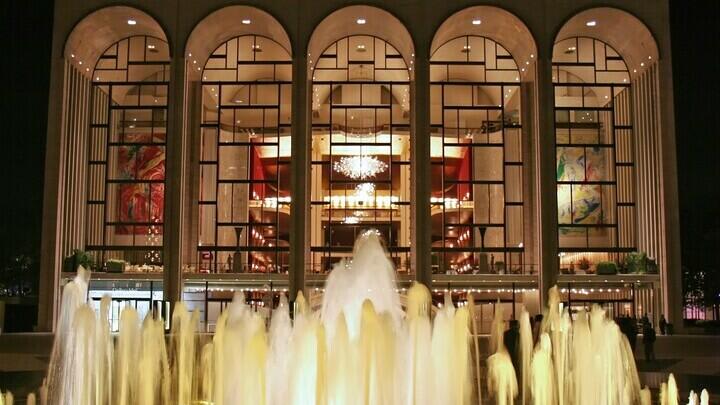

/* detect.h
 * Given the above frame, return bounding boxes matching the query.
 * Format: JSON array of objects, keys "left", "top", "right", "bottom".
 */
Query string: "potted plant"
[
  {"left": 577, "top": 257, "right": 591, "bottom": 274},
  {"left": 106, "top": 259, "right": 126, "bottom": 274},
  {"left": 624, "top": 252, "right": 648, "bottom": 274},
  {"left": 62, "top": 249, "right": 95, "bottom": 273},
  {"left": 596, "top": 261, "right": 618, "bottom": 275},
  {"left": 646, "top": 257, "right": 659, "bottom": 274}
]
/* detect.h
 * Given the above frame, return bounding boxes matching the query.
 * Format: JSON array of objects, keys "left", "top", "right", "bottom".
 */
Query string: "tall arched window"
[
  {"left": 310, "top": 35, "right": 411, "bottom": 273},
  {"left": 86, "top": 35, "right": 170, "bottom": 266},
  {"left": 196, "top": 35, "right": 292, "bottom": 273},
  {"left": 553, "top": 37, "right": 636, "bottom": 268},
  {"left": 430, "top": 36, "right": 525, "bottom": 275}
]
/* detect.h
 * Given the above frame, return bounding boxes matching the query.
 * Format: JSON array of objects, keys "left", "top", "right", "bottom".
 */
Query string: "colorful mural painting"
[
  {"left": 117, "top": 133, "right": 165, "bottom": 234},
  {"left": 557, "top": 146, "right": 606, "bottom": 234}
]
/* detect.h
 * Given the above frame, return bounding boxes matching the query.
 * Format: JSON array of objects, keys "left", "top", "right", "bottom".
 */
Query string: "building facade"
[{"left": 38, "top": 0, "right": 681, "bottom": 332}]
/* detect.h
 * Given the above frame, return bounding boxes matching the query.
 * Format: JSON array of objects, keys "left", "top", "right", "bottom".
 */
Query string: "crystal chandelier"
[
  {"left": 333, "top": 155, "right": 387, "bottom": 179},
  {"left": 354, "top": 182, "right": 376, "bottom": 199}
]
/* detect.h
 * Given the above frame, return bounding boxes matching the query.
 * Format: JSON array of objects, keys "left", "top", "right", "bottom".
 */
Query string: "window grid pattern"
[
  {"left": 430, "top": 36, "right": 526, "bottom": 275},
  {"left": 552, "top": 37, "right": 637, "bottom": 261},
  {"left": 86, "top": 36, "right": 170, "bottom": 265},
  {"left": 310, "top": 36, "right": 411, "bottom": 273},
  {"left": 197, "top": 35, "right": 292, "bottom": 273}
]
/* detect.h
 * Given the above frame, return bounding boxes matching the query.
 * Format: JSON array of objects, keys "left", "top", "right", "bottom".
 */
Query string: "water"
[{"left": 17, "top": 232, "right": 711, "bottom": 404}]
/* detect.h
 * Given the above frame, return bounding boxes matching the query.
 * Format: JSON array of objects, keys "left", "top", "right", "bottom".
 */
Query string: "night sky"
[{"left": 1, "top": 1, "right": 718, "bottom": 284}]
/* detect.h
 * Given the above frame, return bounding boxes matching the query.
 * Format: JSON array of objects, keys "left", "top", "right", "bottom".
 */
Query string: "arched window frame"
[
  {"left": 552, "top": 36, "right": 637, "bottom": 268},
  {"left": 196, "top": 34, "right": 293, "bottom": 274},
  {"left": 85, "top": 35, "right": 171, "bottom": 267},
  {"left": 429, "top": 35, "right": 526, "bottom": 275},
  {"left": 309, "top": 35, "right": 412, "bottom": 274}
]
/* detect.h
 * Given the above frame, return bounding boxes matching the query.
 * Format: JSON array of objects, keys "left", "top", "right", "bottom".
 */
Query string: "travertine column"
[
  {"left": 535, "top": 57, "right": 560, "bottom": 307},
  {"left": 289, "top": 54, "right": 309, "bottom": 301},
  {"left": 412, "top": 53, "right": 432, "bottom": 287},
  {"left": 163, "top": 55, "right": 187, "bottom": 308}
]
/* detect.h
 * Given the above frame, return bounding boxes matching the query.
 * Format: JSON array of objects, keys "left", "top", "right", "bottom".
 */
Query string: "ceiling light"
[
  {"left": 530, "top": 54, "right": 534, "bottom": 58},
  {"left": 70, "top": 54, "right": 75, "bottom": 58},
  {"left": 127, "top": 19, "right": 137, "bottom": 25},
  {"left": 241, "top": 19, "right": 251, "bottom": 25},
  {"left": 356, "top": 18, "right": 366, "bottom": 25},
  {"left": 354, "top": 182, "right": 376, "bottom": 199},
  {"left": 334, "top": 155, "right": 387, "bottom": 179},
  {"left": 640, "top": 62, "right": 645, "bottom": 67},
  {"left": 78, "top": 61, "right": 82, "bottom": 65},
  {"left": 586, "top": 20, "right": 597, "bottom": 27},
  {"left": 472, "top": 19, "right": 481, "bottom": 25}
]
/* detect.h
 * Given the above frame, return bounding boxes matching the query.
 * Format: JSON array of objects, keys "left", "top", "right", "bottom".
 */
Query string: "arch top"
[
  {"left": 431, "top": 6, "right": 537, "bottom": 79},
  {"left": 64, "top": 6, "right": 168, "bottom": 76},
  {"left": 185, "top": 6, "right": 291, "bottom": 81},
  {"left": 307, "top": 5, "right": 415, "bottom": 79},
  {"left": 554, "top": 7, "right": 659, "bottom": 77}
]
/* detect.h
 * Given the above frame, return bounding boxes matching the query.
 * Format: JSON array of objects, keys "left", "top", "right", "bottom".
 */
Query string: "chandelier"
[
  {"left": 354, "top": 182, "right": 376, "bottom": 199},
  {"left": 333, "top": 155, "right": 387, "bottom": 179}
]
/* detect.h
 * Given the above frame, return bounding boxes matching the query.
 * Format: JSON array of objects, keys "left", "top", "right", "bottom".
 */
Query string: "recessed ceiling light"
[
  {"left": 241, "top": 19, "right": 251, "bottom": 25},
  {"left": 127, "top": 19, "right": 137, "bottom": 25},
  {"left": 586, "top": 20, "right": 597, "bottom": 27},
  {"left": 356, "top": 18, "right": 366, "bottom": 25},
  {"left": 472, "top": 19, "right": 481, "bottom": 25}
]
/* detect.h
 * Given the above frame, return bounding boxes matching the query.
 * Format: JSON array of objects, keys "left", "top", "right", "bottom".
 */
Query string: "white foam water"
[{"left": 17, "top": 232, "right": 710, "bottom": 404}]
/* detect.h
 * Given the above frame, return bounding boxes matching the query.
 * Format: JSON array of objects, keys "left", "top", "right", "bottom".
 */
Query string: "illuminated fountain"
[{"left": 8, "top": 231, "right": 711, "bottom": 404}]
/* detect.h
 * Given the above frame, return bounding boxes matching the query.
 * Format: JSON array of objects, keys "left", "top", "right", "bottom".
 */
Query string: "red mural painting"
[{"left": 117, "top": 133, "right": 165, "bottom": 234}]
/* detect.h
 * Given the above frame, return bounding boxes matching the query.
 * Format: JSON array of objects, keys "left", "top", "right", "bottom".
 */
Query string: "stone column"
[
  {"left": 535, "top": 57, "right": 560, "bottom": 307},
  {"left": 38, "top": 56, "right": 67, "bottom": 332},
  {"left": 289, "top": 54, "right": 309, "bottom": 301},
  {"left": 412, "top": 53, "right": 432, "bottom": 287},
  {"left": 163, "top": 55, "right": 187, "bottom": 309}
]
